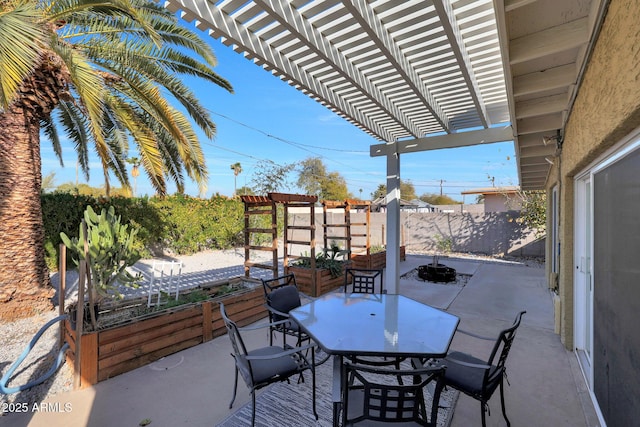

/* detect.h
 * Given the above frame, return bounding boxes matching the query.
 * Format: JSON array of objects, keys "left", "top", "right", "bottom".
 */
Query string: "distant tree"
[
  {"left": 127, "top": 157, "right": 141, "bottom": 197},
  {"left": 251, "top": 160, "right": 296, "bottom": 195},
  {"left": 371, "top": 184, "right": 386, "bottom": 200},
  {"left": 400, "top": 181, "right": 417, "bottom": 201},
  {"left": 371, "top": 181, "right": 417, "bottom": 200},
  {"left": 297, "top": 157, "right": 327, "bottom": 197},
  {"left": 55, "top": 182, "right": 128, "bottom": 197},
  {"left": 297, "top": 157, "right": 350, "bottom": 200},
  {"left": 41, "top": 172, "right": 56, "bottom": 194},
  {"left": 420, "top": 193, "right": 461, "bottom": 205},
  {"left": 230, "top": 162, "right": 242, "bottom": 195},
  {"left": 322, "top": 172, "right": 351, "bottom": 200},
  {"left": 475, "top": 194, "right": 485, "bottom": 204},
  {"left": 235, "top": 186, "right": 254, "bottom": 196}
]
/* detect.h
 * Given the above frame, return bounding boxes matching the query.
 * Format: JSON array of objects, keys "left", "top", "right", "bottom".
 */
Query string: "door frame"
[{"left": 573, "top": 127, "right": 640, "bottom": 426}]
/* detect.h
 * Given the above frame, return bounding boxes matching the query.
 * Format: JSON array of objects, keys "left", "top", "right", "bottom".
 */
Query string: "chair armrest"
[
  {"left": 456, "top": 328, "right": 495, "bottom": 341},
  {"left": 245, "top": 343, "right": 316, "bottom": 361},
  {"left": 237, "top": 318, "right": 292, "bottom": 332},
  {"left": 345, "top": 360, "right": 443, "bottom": 377},
  {"left": 263, "top": 303, "right": 291, "bottom": 319},
  {"left": 298, "top": 291, "right": 316, "bottom": 302}
]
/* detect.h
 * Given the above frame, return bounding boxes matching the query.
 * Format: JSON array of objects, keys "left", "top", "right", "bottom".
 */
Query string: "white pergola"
[{"left": 164, "top": 0, "right": 606, "bottom": 292}]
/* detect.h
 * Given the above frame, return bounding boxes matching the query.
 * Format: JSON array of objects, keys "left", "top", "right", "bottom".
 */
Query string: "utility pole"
[{"left": 440, "top": 179, "right": 445, "bottom": 196}]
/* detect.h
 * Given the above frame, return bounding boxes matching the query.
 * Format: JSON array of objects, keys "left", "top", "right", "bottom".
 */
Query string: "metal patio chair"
[
  {"left": 344, "top": 267, "right": 384, "bottom": 294},
  {"left": 261, "top": 273, "right": 310, "bottom": 347},
  {"left": 435, "top": 310, "right": 526, "bottom": 427},
  {"left": 220, "top": 302, "right": 318, "bottom": 426},
  {"left": 341, "top": 359, "right": 446, "bottom": 426}
]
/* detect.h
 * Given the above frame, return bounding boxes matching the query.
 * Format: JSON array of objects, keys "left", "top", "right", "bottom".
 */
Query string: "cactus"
[{"left": 61, "top": 205, "right": 142, "bottom": 300}]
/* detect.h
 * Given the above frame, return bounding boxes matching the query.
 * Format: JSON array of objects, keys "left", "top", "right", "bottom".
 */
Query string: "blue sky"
[{"left": 41, "top": 28, "right": 518, "bottom": 202}]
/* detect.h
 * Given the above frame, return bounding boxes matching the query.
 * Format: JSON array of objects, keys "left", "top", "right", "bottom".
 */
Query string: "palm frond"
[
  {"left": 105, "top": 96, "right": 168, "bottom": 194},
  {"left": 0, "top": 2, "right": 45, "bottom": 107},
  {"left": 87, "top": 41, "right": 221, "bottom": 137},
  {"left": 47, "top": 0, "right": 162, "bottom": 47},
  {"left": 51, "top": 39, "right": 108, "bottom": 169},
  {"left": 40, "top": 115, "right": 64, "bottom": 166},
  {"left": 58, "top": 100, "right": 91, "bottom": 180}
]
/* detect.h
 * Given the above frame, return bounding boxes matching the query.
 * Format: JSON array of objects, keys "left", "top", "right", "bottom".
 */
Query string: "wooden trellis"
[
  {"left": 240, "top": 193, "right": 318, "bottom": 279},
  {"left": 322, "top": 199, "right": 371, "bottom": 259}
]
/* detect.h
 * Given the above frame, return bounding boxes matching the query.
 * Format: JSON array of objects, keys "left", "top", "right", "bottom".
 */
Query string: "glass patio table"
[{"left": 289, "top": 292, "right": 460, "bottom": 426}]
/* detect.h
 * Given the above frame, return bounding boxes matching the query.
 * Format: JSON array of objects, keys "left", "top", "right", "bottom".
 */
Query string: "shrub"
[{"left": 43, "top": 194, "right": 245, "bottom": 270}]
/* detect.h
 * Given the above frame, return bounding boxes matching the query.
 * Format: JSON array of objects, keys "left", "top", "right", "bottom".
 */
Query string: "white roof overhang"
[
  {"left": 163, "top": 0, "right": 511, "bottom": 152},
  {"left": 162, "top": 0, "right": 608, "bottom": 191},
  {"left": 495, "top": 0, "right": 609, "bottom": 190}
]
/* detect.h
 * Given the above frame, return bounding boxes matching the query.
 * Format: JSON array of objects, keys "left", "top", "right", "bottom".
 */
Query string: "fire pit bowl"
[{"left": 418, "top": 263, "right": 457, "bottom": 283}]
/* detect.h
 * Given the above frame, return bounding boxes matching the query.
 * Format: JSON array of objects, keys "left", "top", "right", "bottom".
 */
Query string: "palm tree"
[
  {"left": 0, "top": 0, "right": 232, "bottom": 318},
  {"left": 127, "top": 157, "right": 141, "bottom": 196},
  {"left": 230, "top": 162, "right": 242, "bottom": 196}
]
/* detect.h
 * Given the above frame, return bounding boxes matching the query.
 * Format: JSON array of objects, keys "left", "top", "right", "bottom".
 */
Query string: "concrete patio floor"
[{"left": 3, "top": 254, "right": 601, "bottom": 427}]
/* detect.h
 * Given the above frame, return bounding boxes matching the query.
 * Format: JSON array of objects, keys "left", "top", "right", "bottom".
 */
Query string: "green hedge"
[{"left": 42, "top": 194, "right": 244, "bottom": 271}]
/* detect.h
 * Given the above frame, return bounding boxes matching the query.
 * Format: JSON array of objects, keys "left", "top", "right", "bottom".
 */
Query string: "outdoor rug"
[{"left": 217, "top": 357, "right": 459, "bottom": 427}]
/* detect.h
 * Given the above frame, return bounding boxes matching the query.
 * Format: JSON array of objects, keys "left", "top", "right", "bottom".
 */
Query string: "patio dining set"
[{"left": 221, "top": 269, "right": 525, "bottom": 427}]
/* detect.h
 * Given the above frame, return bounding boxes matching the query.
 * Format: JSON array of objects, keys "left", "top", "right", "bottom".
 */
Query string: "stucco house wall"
[{"left": 548, "top": 0, "right": 640, "bottom": 349}]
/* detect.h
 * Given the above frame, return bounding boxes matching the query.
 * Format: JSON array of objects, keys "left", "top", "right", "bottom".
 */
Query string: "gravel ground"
[
  {"left": 0, "top": 249, "right": 543, "bottom": 415},
  {"left": 0, "top": 311, "right": 74, "bottom": 416}
]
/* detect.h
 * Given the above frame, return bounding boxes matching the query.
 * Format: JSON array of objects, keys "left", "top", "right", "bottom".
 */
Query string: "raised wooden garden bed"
[
  {"left": 286, "top": 265, "right": 345, "bottom": 297},
  {"left": 64, "top": 280, "right": 266, "bottom": 387},
  {"left": 350, "top": 246, "right": 406, "bottom": 270}
]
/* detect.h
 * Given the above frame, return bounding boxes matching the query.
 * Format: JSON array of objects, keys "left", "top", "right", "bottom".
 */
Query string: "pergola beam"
[
  {"left": 432, "top": 0, "right": 488, "bottom": 128},
  {"left": 343, "top": 0, "right": 451, "bottom": 133},
  {"left": 370, "top": 126, "right": 514, "bottom": 157},
  {"left": 165, "top": 0, "right": 393, "bottom": 141},
  {"left": 253, "top": 0, "right": 423, "bottom": 138}
]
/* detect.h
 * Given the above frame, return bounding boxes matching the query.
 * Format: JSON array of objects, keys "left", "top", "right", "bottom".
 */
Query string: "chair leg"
[
  {"left": 251, "top": 390, "right": 256, "bottom": 427},
  {"left": 480, "top": 401, "right": 487, "bottom": 427},
  {"left": 311, "top": 348, "right": 318, "bottom": 420},
  {"left": 499, "top": 380, "right": 511, "bottom": 426},
  {"left": 229, "top": 367, "right": 239, "bottom": 409},
  {"left": 430, "top": 382, "right": 443, "bottom": 425}
]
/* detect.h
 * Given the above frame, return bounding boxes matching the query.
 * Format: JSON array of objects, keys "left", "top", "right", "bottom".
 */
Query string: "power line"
[
  {"left": 209, "top": 110, "right": 369, "bottom": 154},
  {"left": 202, "top": 110, "right": 513, "bottom": 197},
  {"left": 204, "top": 110, "right": 384, "bottom": 187}
]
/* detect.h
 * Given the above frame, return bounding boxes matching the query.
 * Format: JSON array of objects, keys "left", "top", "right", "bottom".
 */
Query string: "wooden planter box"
[
  {"left": 286, "top": 265, "right": 345, "bottom": 297},
  {"left": 350, "top": 246, "right": 406, "bottom": 270},
  {"left": 64, "top": 285, "right": 266, "bottom": 388}
]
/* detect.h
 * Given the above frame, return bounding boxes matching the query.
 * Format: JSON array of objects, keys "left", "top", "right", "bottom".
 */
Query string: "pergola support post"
[{"left": 385, "top": 146, "right": 401, "bottom": 294}]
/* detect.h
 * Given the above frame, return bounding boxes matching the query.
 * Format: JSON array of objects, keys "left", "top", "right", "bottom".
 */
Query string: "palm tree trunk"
[{"left": 0, "top": 102, "right": 54, "bottom": 320}]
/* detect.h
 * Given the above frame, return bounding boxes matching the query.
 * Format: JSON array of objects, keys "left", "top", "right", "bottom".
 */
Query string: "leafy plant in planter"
[
  {"left": 293, "top": 242, "right": 349, "bottom": 278},
  {"left": 61, "top": 205, "right": 142, "bottom": 329},
  {"left": 369, "top": 245, "right": 385, "bottom": 254}
]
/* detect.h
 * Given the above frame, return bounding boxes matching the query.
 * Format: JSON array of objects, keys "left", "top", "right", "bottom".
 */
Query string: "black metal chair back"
[
  {"left": 261, "top": 274, "right": 306, "bottom": 346},
  {"left": 484, "top": 310, "right": 525, "bottom": 393},
  {"left": 342, "top": 359, "right": 446, "bottom": 426},
  {"left": 344, "top": 268, "right": 383, "bottom": 294},
  {"left": 261, "top": 273, "right": 297, "bottom": 295}
]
